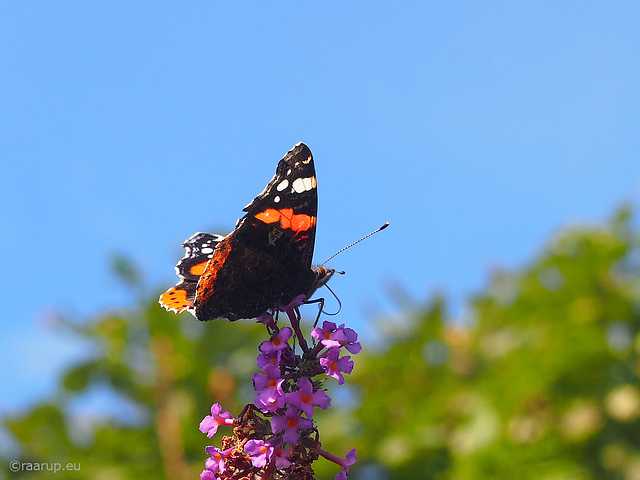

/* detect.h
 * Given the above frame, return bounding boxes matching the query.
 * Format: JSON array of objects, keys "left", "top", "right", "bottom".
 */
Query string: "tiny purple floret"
[
  {"left": 318, "top": 447, "right": 358, "bottom": 480},
  {"left": 273, "top": 444, "right": 293, "bottom": 469},
  {"left": 199, "top": 403, "right": 234, "bottom": 438},
  {"left": 311, "top": 321, "right": 347, "bottom": 348},
  {"left": 271, "top": 405, "right": 313, "bottom": 444},
  {"left": 339, "top": 325, "right": 362, "bottom": 354},
  {"left": 320, "top": 348, "right": 354, "bottom": 385},
  {"left": 244, "top": 439, "right": 274, "bottom": 468},
  {"left": 257, "top": 348, "right": 282, "bottom": 371},
  {"left": 253, "top": 364, "right": 286, "bottom": 412},
  {"left": 279, "top": 293, "right": 305, "bottom": 312},
  {"left": 259, "top": 327, "right": 293, "bottom": 354},
  {"left": 203, "top": 445, "right": 229, "bottom": 475},
  {"left": 285, "top": 377, "right": 331, "bottom": 417},
  {"left": 256, "top": 311, "right": 275, "bottom": 326}
]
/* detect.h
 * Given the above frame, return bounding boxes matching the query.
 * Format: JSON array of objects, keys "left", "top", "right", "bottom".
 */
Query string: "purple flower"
[
  {"left": 257, "top": 348, "right": 282, "bottom": 371},
  {"left": 259, "top": 327, "right": 293, "bottom": 354},
  {"left": 320, "top": 348, "right": 354, "bottom": 385},
  {"left": 199, "top": 403, "right": 234, "bottom": 438},
  {"left": 253, "top": 364, "right": 286, "bottom": 412},
  {"left": 278, "top": 293, "right": 305, "bottom": 312},
  {"left": 200, "top": 470, "right": 216, "bottom": 480},
  {"left": 340, "top": 325, "right": 362, "bottom": 354},
  {"left": 285, "top": 378, "right": 331, "bottom": 417},
  {"left": 340, "top": 448, "right": 358, "bottom": 479},
  {"left": 253, "top": 364, "right": 283, "bottom": 391},
  {"left": 244, "top": 439, "right": 274, "bottom": 468},
  {"left": 255, "top": 389, "right": 286, "bottom": 412},
  {"left": 271, "top": 405, "right": 313, "bottom": 444},
  {"left": 312, "top": 322, "right": 362, "bottom": 355},
  {"left": 256, "top": 310, "right": 275, "bottom": 326},
  {"left": 318, "top": 447, "right": 358, "bottom": 480},
  {"left": 273, "top": 444, "right": 292, "bottom": 469},
  {"left": 196, "top": 304, "right": 363, "bottom": 479},
  {"left": 311, "top": 321, "right": 347, "bottom": 348},
  {"left": 203, "top": 445, "right": 231, "bottom": 475}
]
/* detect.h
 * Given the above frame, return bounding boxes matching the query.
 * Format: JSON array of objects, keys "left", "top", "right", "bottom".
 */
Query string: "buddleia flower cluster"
[{"left": 198, "top": 295, "right": 360, "bottom": 480}]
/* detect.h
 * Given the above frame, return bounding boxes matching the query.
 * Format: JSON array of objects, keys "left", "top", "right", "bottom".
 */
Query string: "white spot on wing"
[
  {"left": 274, "top": 195, "right": 280, "bottom": 203},
  {"left": 292, "top": 176, "right": 316, "bottom": 193},
  {"left": 292, "top": 177, "right": 306, "bottom": 193},
  {"left": 277, "top": 179, "right": 289, "bottom": 191},
  {"left": 302, "top": 177, "right": 314, "bottom": 191}
]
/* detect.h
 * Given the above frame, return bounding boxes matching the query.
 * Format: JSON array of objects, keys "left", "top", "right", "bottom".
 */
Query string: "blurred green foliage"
[{"left": 2, "top": 205, "right": 640, "bottom": 479}]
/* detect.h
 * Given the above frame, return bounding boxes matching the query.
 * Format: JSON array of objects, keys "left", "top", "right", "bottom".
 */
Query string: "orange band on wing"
[
  {"left": 255, "top": 208, "right": 290, "bottom": 224},
  {"left": 160, "top": 286, "right": 194, "bottom": 312},
  {"left": 196, "top": 237, "right": 233, "bottom": 302},
  {"left": 255, "top": 208, "right": 316, "bottom": 233},
  {"left": 189, "top": 261, "right": 208, "bottom": 276}
]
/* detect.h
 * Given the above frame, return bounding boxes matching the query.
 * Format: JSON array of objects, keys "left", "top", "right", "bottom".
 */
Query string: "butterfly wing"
[
  {"left": 193, "top": 143, "right": 319, "bottom": 321},
  {"left": 159, "top": 232, "right": 225, "bottom": 314},
  {"left": 241, "top": 142, "right": 318, "bottom": 269}
]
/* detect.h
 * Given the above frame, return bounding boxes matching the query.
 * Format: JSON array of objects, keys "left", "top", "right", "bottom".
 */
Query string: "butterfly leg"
[{"left": 303, "top": 297, "right": 326, "bottom": 329}]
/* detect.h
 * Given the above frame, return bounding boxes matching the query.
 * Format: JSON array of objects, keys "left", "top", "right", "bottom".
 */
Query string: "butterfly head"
[{"left": 309, "top": 265, "right": 343, "bottom": 298}]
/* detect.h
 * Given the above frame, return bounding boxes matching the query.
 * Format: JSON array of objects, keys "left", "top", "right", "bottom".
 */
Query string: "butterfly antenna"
[{"left": 321, "top": 222, "right": 390, "bottom": 266}]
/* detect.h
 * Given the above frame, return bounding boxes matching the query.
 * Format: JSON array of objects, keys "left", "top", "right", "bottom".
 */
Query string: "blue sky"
[{"left": 1, "top": 2, "right": 639, "bottom": 415}]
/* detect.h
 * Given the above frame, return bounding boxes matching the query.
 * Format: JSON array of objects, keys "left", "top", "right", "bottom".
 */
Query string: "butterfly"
[{"left": 159, "top": 143, "right": 335, "bottom": 321}]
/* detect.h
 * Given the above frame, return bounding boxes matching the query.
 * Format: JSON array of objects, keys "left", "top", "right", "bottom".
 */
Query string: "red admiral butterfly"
[{"left": 159, "top": 143, "right": 335, "bottom": 321}]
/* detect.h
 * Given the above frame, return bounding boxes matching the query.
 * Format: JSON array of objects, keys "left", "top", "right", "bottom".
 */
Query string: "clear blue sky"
[{"left": 1, "top": 3, "right": 639, "bottom": 415}]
